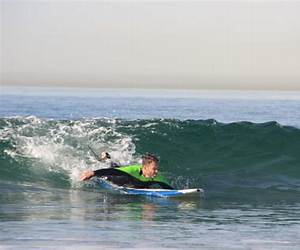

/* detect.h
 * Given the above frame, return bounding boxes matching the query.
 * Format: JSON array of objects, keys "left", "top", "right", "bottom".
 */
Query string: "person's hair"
[
  {"left": 142, "top": 153, "right": 159, "bottom": 165},
  {"left": 105, "top": 152, "right": 111, "bottom": 159}
]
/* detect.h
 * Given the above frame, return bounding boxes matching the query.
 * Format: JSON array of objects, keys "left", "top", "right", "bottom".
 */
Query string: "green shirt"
[{"left": 116, "top": 164, "right": 171, "bottom": 186}]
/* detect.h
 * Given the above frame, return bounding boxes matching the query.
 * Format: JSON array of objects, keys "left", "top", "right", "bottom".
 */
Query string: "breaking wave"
[{"left": 1, "top": 116, "right": 300, "bottom": 200}]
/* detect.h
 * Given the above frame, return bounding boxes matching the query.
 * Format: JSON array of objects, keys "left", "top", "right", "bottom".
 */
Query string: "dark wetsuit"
[
  {"left": 94, "top": 167, "right": 174, "bottom": 189},
  {"left": 110, "top": 161, "right": 120, "bottom": 168}
]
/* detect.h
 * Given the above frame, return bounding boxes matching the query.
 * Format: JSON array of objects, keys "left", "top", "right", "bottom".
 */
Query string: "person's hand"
[
  {"left": 80, "top": 170, "right": 95, "bottom": 181},
  {"left": 100, "top": 152, "right": 107, "bottom": 161}
]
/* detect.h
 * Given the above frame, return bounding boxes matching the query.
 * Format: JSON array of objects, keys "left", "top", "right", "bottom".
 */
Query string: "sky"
[{"left": 1, "top": 0, "right": 300, "bottom": 90}]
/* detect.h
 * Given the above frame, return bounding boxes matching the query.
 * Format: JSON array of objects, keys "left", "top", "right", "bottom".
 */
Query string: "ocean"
[{"left": 0, "top": 86, "right": 300, "bottom": 249}]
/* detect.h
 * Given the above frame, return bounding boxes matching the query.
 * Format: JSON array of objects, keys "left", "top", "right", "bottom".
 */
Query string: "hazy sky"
[{"left": 1, "top": 0, "right": 300, "bottom": 90}]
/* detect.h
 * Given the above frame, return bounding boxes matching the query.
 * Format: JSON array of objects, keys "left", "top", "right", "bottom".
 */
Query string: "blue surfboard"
[{"left": 97, "top": 178, "right": 204, "bottom": 198}]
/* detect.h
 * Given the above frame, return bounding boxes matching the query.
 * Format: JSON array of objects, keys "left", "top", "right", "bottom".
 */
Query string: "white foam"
[{"left": 1, "top": 116, "right": 136, "bottom": 187}]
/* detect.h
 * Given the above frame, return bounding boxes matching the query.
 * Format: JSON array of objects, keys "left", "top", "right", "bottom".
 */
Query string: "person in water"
[
  {"left": 80, "top": 153, "right": 174, "bottom": 189},
  {"left": 99, "top": 151, "right": 119, "bottom": 168}
]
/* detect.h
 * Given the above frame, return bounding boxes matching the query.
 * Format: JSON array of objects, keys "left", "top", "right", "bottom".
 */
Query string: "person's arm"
[
  {"left": 80, "top": 170, "right": 95, "bottom": 181},
  {"left": 110, "top": 162, "right": 120, "bottom": 168},
  {"left": 80, "top": 168, "right": 123, "bottom": 181}
]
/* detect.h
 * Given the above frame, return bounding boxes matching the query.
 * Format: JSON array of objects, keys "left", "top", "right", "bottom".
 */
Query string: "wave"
[{"left": 1, "top": 116, "right": 300, "bottom": 196}]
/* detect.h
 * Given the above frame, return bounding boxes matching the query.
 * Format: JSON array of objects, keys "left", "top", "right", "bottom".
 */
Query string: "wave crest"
[{"left": 1, "top": 117, "right": 300, "bottom": 194}]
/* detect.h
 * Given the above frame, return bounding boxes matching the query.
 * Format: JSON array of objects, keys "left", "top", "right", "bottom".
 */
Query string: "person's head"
[
  {"left": 100, "top": 151, "right": 111, "bottom": 160},
  {"left": 142, "top": 153, "right": 159, "bottom": 178}
]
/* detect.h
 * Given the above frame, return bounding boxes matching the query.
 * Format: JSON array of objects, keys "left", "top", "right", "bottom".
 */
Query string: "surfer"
[
  {"left": 88, "top": 145, "right": 119, "bottom": 168},
  {"left": 80, "top": 153, "right": 174, "bottom": 189},
  {"left": 99, "top": 151, "right": 119, "bottom": 168}
]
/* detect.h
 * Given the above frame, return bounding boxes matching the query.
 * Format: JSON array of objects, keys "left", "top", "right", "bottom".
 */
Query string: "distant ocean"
[{"left": 1, "top": 86, "right": 300, "bottom": 249}]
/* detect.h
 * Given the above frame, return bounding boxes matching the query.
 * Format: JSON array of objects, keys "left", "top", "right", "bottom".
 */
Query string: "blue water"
[
  {"left": 1, "top": 86, "right": 300, "bottom": 249},
  {"left": 1, "top": 86, "right": 300, "bottom": 126}
]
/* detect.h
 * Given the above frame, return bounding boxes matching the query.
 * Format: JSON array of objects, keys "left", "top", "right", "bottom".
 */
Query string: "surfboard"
[{"left": 97, "top": 178, "right": 204, "bottom": 198}]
